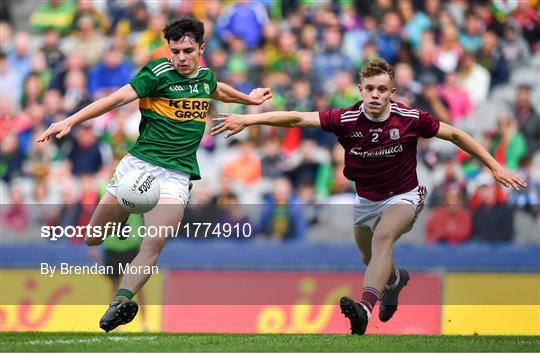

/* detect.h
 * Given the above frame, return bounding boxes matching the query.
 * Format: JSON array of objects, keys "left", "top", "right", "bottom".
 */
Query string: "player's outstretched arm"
[
  {"left": 436, "top": 122, "right": 527, "bottom": 190},
  {"left": 211, "top": 111, "right": 320, "bottom": 138},
  {"left": 212, "top": 82, "right": 272, "bottom": 105},
  {"left": 36, "top": 84, "right": 139, "bottom": 142}
]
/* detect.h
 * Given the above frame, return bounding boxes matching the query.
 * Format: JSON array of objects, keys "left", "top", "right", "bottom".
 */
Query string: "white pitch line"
[{"left": 22, "top": 335, "right": 157, "bottom": 346}]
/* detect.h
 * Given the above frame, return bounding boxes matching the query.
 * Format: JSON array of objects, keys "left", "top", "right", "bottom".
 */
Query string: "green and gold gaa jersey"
[{"left": 128, "top": 58, "right": 217, "bottom": 180}]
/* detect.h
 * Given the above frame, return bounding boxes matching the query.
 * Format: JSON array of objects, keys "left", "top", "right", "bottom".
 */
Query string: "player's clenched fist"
[
  {"left": 36, "top": 120, "right": 73, "bottom": 142},
  {"left": 248, "top": 87, "right": 272, "bottom": 105}
]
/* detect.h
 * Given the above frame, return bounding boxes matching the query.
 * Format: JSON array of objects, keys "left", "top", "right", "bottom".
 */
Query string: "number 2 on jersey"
[{"left": 371, "top": 133, "right": 379, "bottom": 142}]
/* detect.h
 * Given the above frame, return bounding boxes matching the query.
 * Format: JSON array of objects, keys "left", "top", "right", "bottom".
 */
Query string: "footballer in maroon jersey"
[
  {"left": 212, "top": 59, "right": 526, "bottom": 335},
  {"left": 319, "top": 100, "right": 440, "bottom": 201}
]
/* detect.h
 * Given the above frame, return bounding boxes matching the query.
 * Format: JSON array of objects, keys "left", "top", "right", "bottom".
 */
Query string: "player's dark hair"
[
  {"left": 163, "top": 17, "right": 204, "bottom": 45},
  {"left": 360, "top": 58, "right": 395, "bottom": 86}
]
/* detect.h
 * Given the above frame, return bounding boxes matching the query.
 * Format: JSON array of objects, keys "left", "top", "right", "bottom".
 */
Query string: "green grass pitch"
[{"left": 1, "top": 332, "right": 538, "bottom": 352}]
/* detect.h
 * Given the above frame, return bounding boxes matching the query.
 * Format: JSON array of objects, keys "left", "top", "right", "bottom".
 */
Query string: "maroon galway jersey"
[{"left": 319, "top": 100, "right": 440, "bottom": 201}]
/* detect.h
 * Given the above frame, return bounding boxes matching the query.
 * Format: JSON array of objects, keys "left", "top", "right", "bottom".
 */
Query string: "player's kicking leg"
[
  {"left": 85, "top": 192, "right": 130, "bottom": 246},
  {"left": 340, "top": 204, "right": 415, "bottom": 335},
  {"left": 99, "top": 198, "right": 184, "bottom": 332}
]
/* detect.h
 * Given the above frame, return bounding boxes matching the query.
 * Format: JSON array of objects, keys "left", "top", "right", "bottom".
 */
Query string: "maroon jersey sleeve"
[
  {"left": 418, "top": 110, "right": 441, "bottom": 138},
  {"left": 319, "top": 108, "right": 344, "bottom": 135}
]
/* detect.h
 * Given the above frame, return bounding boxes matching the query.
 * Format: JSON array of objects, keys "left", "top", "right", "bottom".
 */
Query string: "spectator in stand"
[
  {"left": 428, "top": 156, "right": 466, "bottom": 207},
  {"left": 67, "top": 124, "right": 105, "bottom": 176},
  {"left": 0, "top": 51, "right": 22, "bottom": 111},
  {"left": 0, "top": 132, "right": 25, "bottom": 183},
  {"left": 30, "top": 0, "right": 76, "bottom": 35},
  {"left": 20, "top": 104, "right": 47, "bottom": 153},
  {"left": 338, "top": 2, "right": 362, "bottom": 32},
  {"left": 314, "top": 26, "right": 354, "bottom": 89},
  {"left": 438, "top": 72, "right": 473, "bottom": 123},
  {"left": 329, "top": 70, "right": 358, "bottom": 109},
  {"left": 470, "top": 176, "right": 514, "bottom": 242},
  {"left": 286, "top": 79, "right": 313, "bottom": 113},
  {"left": 397, "top": 0, "right": 431, "bottom": 51},
  {"left": 222, "top": 139, "right": 261, "bottom": 187},
  {"left": 255, "top": 177, "right": 306, "bottom": 242},
  {"left": 414, "top": 31, "right": 445, "bottom": 83},
  {"left": 7, "top": 32, "right": 32, "bottom": 86},
  {"left": 375, "top": 11, "right": 403, "bottom": 64},
  {"left": 41, "top": 29, "right": 65, "bottom": 72},
  {"left": 260, "top": 20, "right": 279, "bottom": 61},
  {"left": 63, "top": 14, "right": 107, "bottom": 68},
  {"left": 393, "top": 62, "right": 421, "bottom": 107},
  {"left": 207, "top": 47, "right": 228, "bottom": 80},
  {"left": 21, "top": 73, "right": 45, "bottom": 108},
  {"left": 501, "top": 20, "right": 531, "bottom": 71},
  {"left": 285, "top": 139, "right": 329, "bottom": 188},
  {"left": 217, "top": 191, "right": 251, "bottom": 228},
  {"left": 200, "top": 17, "right": 222, "bottom": 58},
  {"left": 434, "top": 24, "right": 463, "bottom": 74},
  {"left": 342, "top": 15, "right": 376, "bottom": 69},
  {"left": 57, "top": 177, "right": 83, "bottom": 242},
  {"left": 0, "top": 21, "right": 12, "bottom": 53},
  {"left": 216, "top": 0, "right": 269, "bottom": 50},
  {"left": 88, "top": 45, "right": 133, "bottom": 99},
  {"left": 315, "top": 143, "right": 345, "bottom": 199},
  {"left": 29, "top": 50, "right": 52, "bottom": 97},
  {"left": 414, "top": 73, "right": 451, "bottom": 124},
  {"left": 78, "top": 174, "right": 99, "bottom": 225},
  {"left": 43, "top": 89, "right": 66, "bottom": 127},
  {"left": 260, "top": 136, "right": 286, "bottom": 180},
  {"left": 459, "top": 11, "right": 484, "bottom": 52},
  {"left": 134, "top": 12, "right": 168, "bottom": 60},
  {"left": 513, "top": 84, "right": 540, "bottom": 155},
  {"left": 72, "top": 0, "right": 110, "bottom": 34},
  {"left": 2, "top": 184, "right": 29, "bottom": 234},
  {"left": 295, "top": 49, "right": 321, "bottom": 95},
  {"left": 488, "top": 115, "right": 527, "bottom": 172},
  {"left": 24, "top": 131, "right": 60, "bottom": 183},
  {"left": 457, "top": 51, "right": 490, "bottom": 107},
  {"left": 299, "top": 24, "right": 319, "bottom": 51},
  {"left": 508, "top": 155, "right": 540, "bottom": 218},
  {"left": 267, "top": 31, "right": 299, "bottom": 74},
  {"left": 426, "top": 187, "right": 472, "bottom": 244},
  {"left": 511, "top": 0, "right": 540, "bottom": 48},
  {"left": 63, "top": 69, "right": 92, "bottom": 115},
  {"left": 49, "top": 51, "right": 87, "bottom": 95},
  {"left": 477, "top": 30, "right": 509, "bottom": 89}
]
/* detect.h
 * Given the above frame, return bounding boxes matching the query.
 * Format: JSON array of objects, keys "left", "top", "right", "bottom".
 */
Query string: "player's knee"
[
  {"left": 139, "top": 238, "right": 166, "bottom": 258},
  {"left": 371, "top": 230, "right": 395, "bottom": 249}
]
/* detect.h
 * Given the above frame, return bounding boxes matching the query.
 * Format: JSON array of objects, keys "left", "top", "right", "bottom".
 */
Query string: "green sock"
[{"left": 115, "top": 288, "right": 134, "bottom": 300}]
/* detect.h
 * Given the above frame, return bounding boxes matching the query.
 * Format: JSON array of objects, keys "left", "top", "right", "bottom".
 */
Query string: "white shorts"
[
  {"left": 354, "top": 186, "right": 426, "bottom": 232},
  {"left": 107, "top": 154, "right": 190, "bottom": 204}
]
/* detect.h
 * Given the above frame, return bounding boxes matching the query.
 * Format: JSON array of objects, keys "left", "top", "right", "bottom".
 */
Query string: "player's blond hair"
[{"left": 360, "top": 58, "right": 395, "bottom": 86}]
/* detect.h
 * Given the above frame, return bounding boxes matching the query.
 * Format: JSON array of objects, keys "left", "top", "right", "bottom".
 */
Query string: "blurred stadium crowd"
[{"left": 1, "top": 0, "right": 539, "bottom": 245}]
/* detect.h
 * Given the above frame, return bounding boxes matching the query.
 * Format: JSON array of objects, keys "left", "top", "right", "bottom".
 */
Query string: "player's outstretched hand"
[
  {"left": 36, "top": 120, "right": 72, "bottom": 142},
  {"left": 248, "top": 87, "right": 272, "bottom": 105},
  {"left": 491, "top": 165, "right": 527, "bottom": 191},
  {"left": 211, "top": 113, "right": 247, "bottom": 138}
]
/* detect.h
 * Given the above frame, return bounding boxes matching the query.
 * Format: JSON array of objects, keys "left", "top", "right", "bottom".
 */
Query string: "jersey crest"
[{"left": 389, "top": 128, "right": 400, "bottom": 140}]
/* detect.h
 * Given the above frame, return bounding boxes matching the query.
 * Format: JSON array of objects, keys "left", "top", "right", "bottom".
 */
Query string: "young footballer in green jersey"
[{"left": 37, "top": 17, "right": 272, "bottom": 332}]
